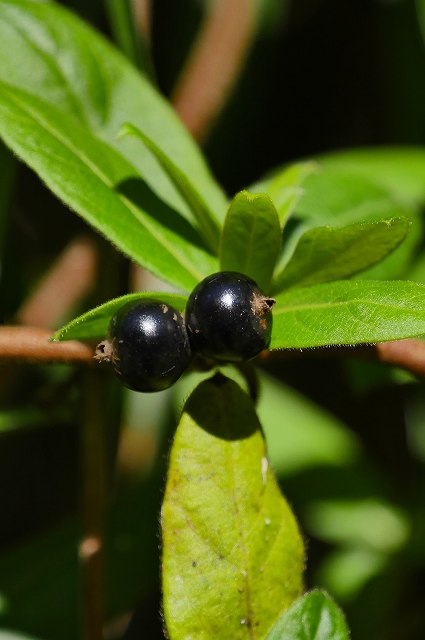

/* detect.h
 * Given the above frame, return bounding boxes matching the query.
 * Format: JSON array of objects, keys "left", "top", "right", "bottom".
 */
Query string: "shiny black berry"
[
  {"left": 185, "top": 272, "right": 274, "bottom": 362},
  {"left": 96, "top": 299, "right": 191, "bottom": 392}
]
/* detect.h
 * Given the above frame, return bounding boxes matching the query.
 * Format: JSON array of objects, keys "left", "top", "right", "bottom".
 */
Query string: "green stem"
[{"left": 104, "top": 0, "right": 155, "bottom": 79}]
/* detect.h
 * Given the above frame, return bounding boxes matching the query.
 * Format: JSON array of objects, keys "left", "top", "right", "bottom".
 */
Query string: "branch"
[
  {"left": 1, "top": 325, "right": 425, "bottom": 379},
  {"left": 172, "top": 0, "right": 256, "bottom": 141},
  {"left": 0, "top": 327, "right": 94, "bottom": 363},
  {"left": 262, "top": 338, "right": 425, "bottom": 379},
  {"left": 373, "top": 339, "right": 425, "bottom": 379}
]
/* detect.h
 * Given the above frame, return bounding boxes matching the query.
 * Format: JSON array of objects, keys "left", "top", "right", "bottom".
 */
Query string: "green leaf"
[
  {"left": 266, "top": 590, "right": 350, "bottom": 640},
  {"left": 0, "top": 82, "right": 217, "bottom": 291},
  {"left": 52, "top": 292, "right": 187, "bottom": 342},
  {"left": 162, "top": 375, "right": 304, "bottom": 640},
  {"left": 320, "top": 146, "right": 425, "bottom": 208},
  {"left": 120, "top": 123, "right": 220, "bottom": 252},
  {"left": 0, "top": 632, "right": 42, "bottom": 640},
  {"left": 318, "top": 547, "right": 387, "bottom": 601},
  {"left": 293, "top": 166, "right": 413, "bottom": 226},
  {"left": 270, "top": 280, "right": 425, "bottom": 348},
  {"left": 272, "top": 217, "right": 410, "bottom": 294},
  {"left": 257, "top": 373, "right": 360, "bottom": 476},
  {"left": 305, "top": 499, "right": 409, "bottom": 553},
  {"left": 104, "top": 0, "right": 152, "bottom": 75},
  {"left": 219, "top": 191, "right": 281, "bottom": 292},
  {"left": 0, "top": 0, "right": 227, "bottom": 222},
  {"left": 251, "top": 161, "right": 318, "bottom": 227}
]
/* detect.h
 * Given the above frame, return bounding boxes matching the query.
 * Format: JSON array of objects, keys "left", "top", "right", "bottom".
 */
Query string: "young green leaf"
[
  {"left": 52, "top": 292, "right": 187, "bottom": 342},
  {"left": 251, "top": 161, "right": 318, "bottom": 227},
  {"left": 266, "top": 590, "right": 349, "bottom": 640},
  {"left": 320, "top": 146, "right": 425, "bottom": 208},
  {"left": 0, "top": 0, "right": 227, "bottom": 222},
  {"left": 119, "top": 123, "right": 221, "bottom": 252},
  {"left": 0, "top": 82, "right": 217, "bottom": 291},
  {"left": 272, "top": 217, "right": 410, "bottom": 294},
  {"left": 294, "top": 166, "right": 415, "bottom": 226},
  {"left": 162, "top": 374, "right": 304, "bottom": 640},
  {"left": 256, "top": 162, "right": 415, "bottom": 227},
  {"left": 270, "top": 280, "right": 425, "bottom": 348},
  {"left": 219, "top": 191, "right": 281, "bottom": 292}
]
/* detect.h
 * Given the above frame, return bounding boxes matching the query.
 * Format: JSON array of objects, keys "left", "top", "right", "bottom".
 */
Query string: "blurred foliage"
[{"left": 1, "top": 1, "right": 425, "bottom": 639}]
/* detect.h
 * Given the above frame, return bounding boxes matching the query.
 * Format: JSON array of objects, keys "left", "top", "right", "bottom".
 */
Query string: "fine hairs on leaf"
[
  {"left": 4, "top": 4, "right": 425, "bottom": 640},
  {"left": 162, "top": 374, "right": 304, "bottom": 639},
  {"left": 0, "top": 0, "right": 227, "bottom": 221},
  {"left": 220, "top": 190, "right": 282, "bottom": 293},
  {"left": 118, "top": 123, "right": 221, "bottom": 252},
  {"left": 272, "top": 216, "right": 410, "bottom": 293}
]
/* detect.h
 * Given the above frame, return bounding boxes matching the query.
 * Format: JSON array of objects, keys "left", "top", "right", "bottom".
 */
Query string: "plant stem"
[
  {"left": 0, "top": 327, "right": 94, "bottom": 362},
  {"left": 172, "top": 0, "right": 256, "bottom": 141},
  {"left": 79, "top": 368, "right": 108, "bottom": 640},
  {"left": 2, "top": 326, "right": 425, "bottom": 380}
]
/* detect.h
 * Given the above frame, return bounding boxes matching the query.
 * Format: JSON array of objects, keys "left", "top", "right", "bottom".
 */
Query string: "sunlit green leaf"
[
  {"left": 251, "top": 161, "right": 318, "bottom": 227},
  {"left": 162, "top": 375, "right": 304, "bottom": 639},
  {"left": 271, "top": 280, "right": 425, "bottom": 348},
  {"left": 272, "top": 217, "right": 410, "bottom": 293},
  {"left": 0, "top": 82, "right": 217, "bottom": 291},
  {"left": 294, "top": 166, "right": 412, "bottom": 226},
  {"left": 266, "top": 590, "right": 349, "bottom": 640},
  {"left": 120, "top": 123, "right": 220, "bottom": 251},
  {"left": 0, "top": 0, "right": 227, "bottom": 221},
  {"left": 220, "top": 191, "right": 281, "bottom": 292},
  {"left": 320, "top": 146, "right": 425, "bottom": 208},
  {"left": 53, "top": 292, "right": 187, "bottom": 342}
]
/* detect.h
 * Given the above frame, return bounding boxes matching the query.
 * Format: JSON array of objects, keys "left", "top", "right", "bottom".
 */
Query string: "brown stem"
[
  {"left": 262, "top": 339, "right": 425, "bottom": 379},
  {"left": 373, "top": 339, "right": 425, "bottom": 379},
  {"left": 79, "top": 368, "right": 108, "bottom": 640},
  {"left": 1, "top": 325, "right": 425, "bottom": 379},
  {"left": 132, "top": 0, "right": 151, "bottom": 40},
  {"left": 0, "top": 327, "right": 94, "bottom": 363},
  {"left": 172, "top": 0, "right": 256, "bottom": 141}
]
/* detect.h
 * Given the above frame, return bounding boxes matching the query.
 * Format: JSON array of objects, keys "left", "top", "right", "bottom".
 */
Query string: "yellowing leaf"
[{"left": 162, "top": 375, "right": 304, "bottom": 639}]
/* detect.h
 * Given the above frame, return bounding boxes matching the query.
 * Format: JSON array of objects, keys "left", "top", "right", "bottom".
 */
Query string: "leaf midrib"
[
  {"left": 229, "top": 443, "right": 255, "bottom": 640},
  {"left": 276, "top": 222, "right": 405, "bottom": 290},
  {"left": 0, "top": 84, "right": 209, "bottom": 283},
  {"left": 274, "top": 295, "right": 425, "bottom": 316},
  {"left": 0, "top": 6, "right": 89, "bottom": 125}
]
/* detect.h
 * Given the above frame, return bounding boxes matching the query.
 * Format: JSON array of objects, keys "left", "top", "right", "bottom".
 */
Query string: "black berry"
[
  {"left": 185, "top": 272, "right": 274, "bottom": 362},
  {"left": 97, "top": 299, "right": 191, "bottom": 392}
]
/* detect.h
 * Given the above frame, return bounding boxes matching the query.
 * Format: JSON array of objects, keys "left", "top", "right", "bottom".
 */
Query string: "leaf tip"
[{"left": 116, "top": 122, "right": 135, "bottom": 141}]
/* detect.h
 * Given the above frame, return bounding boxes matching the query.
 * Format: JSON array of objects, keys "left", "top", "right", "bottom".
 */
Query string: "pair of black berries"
[{"left": 96, "top": 272, "right": 275, "bottom": 392}]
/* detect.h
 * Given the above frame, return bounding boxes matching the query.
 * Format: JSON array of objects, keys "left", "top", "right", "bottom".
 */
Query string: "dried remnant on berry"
[
  {"left": 185, "top": 271, "right": 274, "bottom": 362},
  {"left": 96, "top": 299, "right": 191, "bottom": 392}
]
